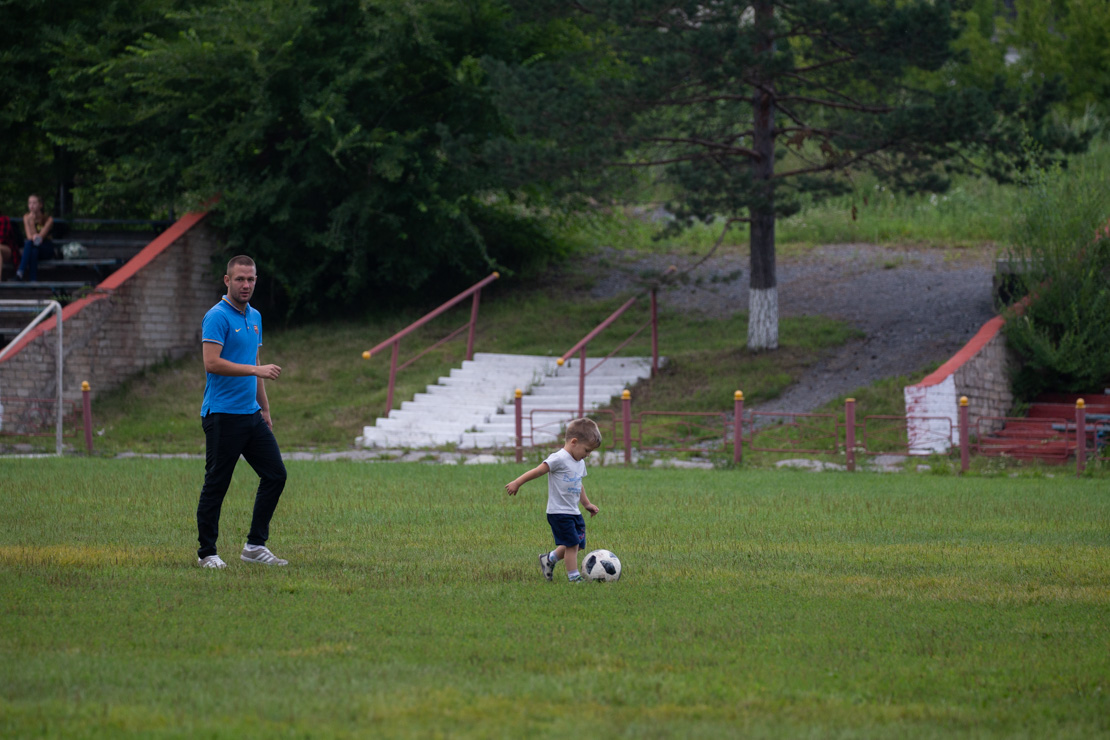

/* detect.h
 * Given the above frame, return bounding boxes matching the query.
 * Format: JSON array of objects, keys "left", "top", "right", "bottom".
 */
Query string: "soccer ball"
[{"left": 583, "top": 549, "right": 621, "bottom": 582}]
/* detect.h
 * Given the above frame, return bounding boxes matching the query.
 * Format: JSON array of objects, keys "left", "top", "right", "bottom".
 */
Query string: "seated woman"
[{"left": 17, "top": 194, "right": 55, "bottom": 282}]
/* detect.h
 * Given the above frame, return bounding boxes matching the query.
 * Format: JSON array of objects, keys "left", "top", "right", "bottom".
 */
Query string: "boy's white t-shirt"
[{"left": 544, "top": 448, "right": 586, "bottom": 515}]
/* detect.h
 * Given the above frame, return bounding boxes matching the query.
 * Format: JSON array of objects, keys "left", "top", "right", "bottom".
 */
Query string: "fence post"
[
  {"left": 385, "top": 339, "right": 400, "bottom": 418},
  {"left": 845, "top": 398, "right": 856, "bottom": 472},
  {"left": 622, "top": 389, "right": 632, "bottom": 465},
  {"left": 81, "top": 381, "right": 93, "bottom": 453},
  {"left": 578, "top": 347, "right": 587, "bottom": 418},
  {"left": 733, "top": 391, "right": 743, "bottom": 464},
  {"left": 466, "top": 289, "right": 482, "bottom": 362},
  {"left": 514, "top": 389, "right": 523, "bottom": 463},
  {"left": 959, "top": 396, "right": 970, "bottom": 474},
  {"left": 1076, "top": 398, "right": 1087, "bottom": 477},
  {"left": 650, "top": 287, "right": 659, "bottom": 377}
]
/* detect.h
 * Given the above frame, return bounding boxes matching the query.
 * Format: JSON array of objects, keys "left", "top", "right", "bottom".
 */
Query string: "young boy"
[{"left": 505, "top": 418, "right": 601, "bottom": 583}]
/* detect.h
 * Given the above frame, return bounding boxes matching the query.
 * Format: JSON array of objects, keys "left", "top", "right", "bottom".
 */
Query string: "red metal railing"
[
  {"left": 513, "top": 406, "right": 618, "bottom": 462},
  {"left": 507, "top": 390, "right": 1100, "bottom": 476},
  {"left": 634, "top": 411, "right": 731, "bottom": 455},
  {"left": 745, "top": 411, "right": 840, "bottom": 455},
  {"left": 973, "top": 415, "right": 1072, "bottom": 462},
  {"left": 556, "top": 273, "right": 671, "bottom": 417},
  {"left": 860, "top": 415, "right": 954, "bottom": 456},
  {"left": 361, "top": 272, "right": 499, "bottom": 418}
]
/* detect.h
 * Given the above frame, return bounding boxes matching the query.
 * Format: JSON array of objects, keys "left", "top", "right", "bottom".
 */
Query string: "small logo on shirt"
[
  {"left": 235, "top": 328, "right": 241, "bottom": 333},
  {"left": 253, "top": 325, "right": 259, "bottom": 333}
]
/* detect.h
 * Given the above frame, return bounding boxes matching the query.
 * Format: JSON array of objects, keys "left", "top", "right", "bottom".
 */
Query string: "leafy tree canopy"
[{"left": 36, "top": 0, "right": 565, "bottom": 316}]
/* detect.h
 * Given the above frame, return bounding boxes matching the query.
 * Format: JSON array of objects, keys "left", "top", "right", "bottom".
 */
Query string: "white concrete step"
[{"left": 355, "top": 352, "right": 661, "bottom": 449}]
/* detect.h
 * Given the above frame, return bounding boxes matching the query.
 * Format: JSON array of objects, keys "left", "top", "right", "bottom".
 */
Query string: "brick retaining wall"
[
  {"left": 904, "top": 315, "right": 1016, "bottom": 453},
  {"left": 0, "top": 212, "right": 220, "bottom": 404}
]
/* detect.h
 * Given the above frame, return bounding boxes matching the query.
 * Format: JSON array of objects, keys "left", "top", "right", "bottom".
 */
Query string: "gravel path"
[{"left": 585, "top": 243, "right": 997, "bottom": 413}]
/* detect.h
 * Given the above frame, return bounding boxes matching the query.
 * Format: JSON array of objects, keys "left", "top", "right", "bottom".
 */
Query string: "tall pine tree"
[{"left": 492, "top": 0, "right": 1084, "bottom": 349}]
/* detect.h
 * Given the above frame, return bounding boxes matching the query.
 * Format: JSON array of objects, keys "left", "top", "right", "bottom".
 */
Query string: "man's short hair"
[
  {"left": 566, "top": 418, "right": 602, "bottom": 447},
  {"left": 227, "top": 255, "right": 256, "bottom": 274}
]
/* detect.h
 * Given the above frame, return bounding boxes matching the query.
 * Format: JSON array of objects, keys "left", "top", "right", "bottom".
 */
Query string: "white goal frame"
[{"left": 0, "top": 299, "right": 64, "bottom": 455}]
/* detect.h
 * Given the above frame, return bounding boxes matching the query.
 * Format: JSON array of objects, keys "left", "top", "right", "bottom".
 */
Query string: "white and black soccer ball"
[{"left": 582, "top": 549, "right": 621, "bottom": 582}]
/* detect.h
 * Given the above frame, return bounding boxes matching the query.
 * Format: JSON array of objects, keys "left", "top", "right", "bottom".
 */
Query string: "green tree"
[
  {"left": 492, "top": 0, "right": 1085, "bottom": 350},
  {"left": 1008, "top": 0, "right": 1110, "bottom": 117},
  {"left": 46, "top": 0, "right": 559, "bottom": 315}
]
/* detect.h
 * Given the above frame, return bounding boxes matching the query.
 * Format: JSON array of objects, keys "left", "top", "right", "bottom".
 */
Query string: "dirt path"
[{"left": 585, "top": 243, "right": 997, "bottom": 412}]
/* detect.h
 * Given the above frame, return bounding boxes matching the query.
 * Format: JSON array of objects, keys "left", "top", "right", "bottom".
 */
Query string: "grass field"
[{"left": 2, "top": 459, "right": 1107, "bottom": 738}]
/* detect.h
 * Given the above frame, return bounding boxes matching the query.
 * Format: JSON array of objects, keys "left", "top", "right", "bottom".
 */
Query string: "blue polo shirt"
[{"left": 200, "top": 297, "right": 263, "bottom": 416}]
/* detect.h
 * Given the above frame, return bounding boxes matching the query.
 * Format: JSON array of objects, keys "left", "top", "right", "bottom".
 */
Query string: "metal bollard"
[
  {"left": 622, "top": 389, "right": 632, "bottom": 465},
  {"left": 514, "top": 389, "right": 523, "bottom": 463},
  {"left": 733, "top": 391, "right": 744, "bottom": 464},
  {"left": 1076, "top": 398, "right": 1087, "bottom": 477},
  {"left": 959, "top": 396, "right": 970, "bottom": 473},
  {"left": 81, "top": 381, "right": 93, "bottom": 453},
  {"left": 845, "top": 398, "right": 856, "bottom": 472}
]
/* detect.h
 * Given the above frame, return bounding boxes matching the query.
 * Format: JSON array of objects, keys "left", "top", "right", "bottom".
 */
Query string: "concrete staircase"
[{"left": 356, "top": 352, "right": 659, "bottom": 449}]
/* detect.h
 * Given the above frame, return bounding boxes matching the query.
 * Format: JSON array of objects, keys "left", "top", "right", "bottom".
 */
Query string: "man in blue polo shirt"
[{"left": 196, "top": 255, "right": 288, "bottom": 569}]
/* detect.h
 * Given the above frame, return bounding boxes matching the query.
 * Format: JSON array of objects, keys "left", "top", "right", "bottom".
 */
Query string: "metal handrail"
[
  {"left": 557, "top": 270, "right": 671, "bottom": 417},
  {"left": 362, "top": 272, "right": 499, "bottom": 417}
]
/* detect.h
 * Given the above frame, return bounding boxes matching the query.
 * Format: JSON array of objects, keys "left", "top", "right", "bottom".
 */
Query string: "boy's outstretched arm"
[
  {"left": 580, "top": 489, "right": 599, "bottom": 517},
  {"left": 505, "top": 462, "right": 550, "bottom": 495}
]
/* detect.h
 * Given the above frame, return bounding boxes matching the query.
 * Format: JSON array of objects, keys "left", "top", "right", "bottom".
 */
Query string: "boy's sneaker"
[
  {"left": 197, "top": 555, "right": 227, "bottom": 569},
  {"left": 240, "top": 546, "right": 288, "bottom": 566},
  {"left": 568, "top": 574, "right": 585, "bottom": 583},
  {"left": 538, "top": 553, "right": 555, "bottom": 581}
]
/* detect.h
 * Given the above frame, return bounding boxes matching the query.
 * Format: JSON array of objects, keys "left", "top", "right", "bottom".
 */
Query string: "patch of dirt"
[{"left": 579, "top": 243, "right": 998, "bottom": 413}]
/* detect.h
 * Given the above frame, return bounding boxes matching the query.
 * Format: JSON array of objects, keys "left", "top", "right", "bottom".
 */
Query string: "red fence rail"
[
  {"left": 973, "top": 415, "right": 1072, "bottom": 461},
  {"left": 361, "top": 272, "right": 499, "bottom": 418},
  {"left": 634, "top": 411, "right": 731, "bottom": 454},
  {"left": 744, "top": 411, "right": 840, "bottom": 455},
  {"left": 508, "top": 389, "right": 1100, "bottom": 477}
]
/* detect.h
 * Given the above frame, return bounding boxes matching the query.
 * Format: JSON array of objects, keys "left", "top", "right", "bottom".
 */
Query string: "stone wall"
[
  {"left": 0, "top": 212, "right": 221, "bottom": 404},
  {"left": 904, "top": 315, "right": 1016, "bottom": 453}
]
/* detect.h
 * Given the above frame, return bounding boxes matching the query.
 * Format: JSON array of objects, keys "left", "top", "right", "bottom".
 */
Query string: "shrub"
[{"left": 1002, "top": 141, "right": 1110, "bottom": 399}]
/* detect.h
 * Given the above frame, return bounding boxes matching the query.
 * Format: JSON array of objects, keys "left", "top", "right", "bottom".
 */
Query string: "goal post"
[{"left": 0, "top": 299, "right": 64, "bottom": 455}]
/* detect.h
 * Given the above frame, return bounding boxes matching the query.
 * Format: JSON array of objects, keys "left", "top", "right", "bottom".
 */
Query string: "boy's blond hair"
[{"left": 565, "top": 418, "right": 602, "bottom": 447}]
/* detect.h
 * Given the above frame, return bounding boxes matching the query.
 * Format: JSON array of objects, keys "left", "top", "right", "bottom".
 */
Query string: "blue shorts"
[{"left": 547, "top": 513, "right": 586, "bottom": 550}]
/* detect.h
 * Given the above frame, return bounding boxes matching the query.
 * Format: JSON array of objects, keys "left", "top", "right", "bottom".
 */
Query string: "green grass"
[{"left": 1, "top": 459, "right": 1108, "bottom": 737}]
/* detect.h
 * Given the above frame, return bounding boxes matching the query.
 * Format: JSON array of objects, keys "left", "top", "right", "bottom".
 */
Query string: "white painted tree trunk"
[{"left": 748, "top": 286, "right": 779, "bottom": 350}]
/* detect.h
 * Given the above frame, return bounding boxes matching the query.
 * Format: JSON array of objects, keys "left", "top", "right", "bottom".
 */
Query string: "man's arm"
[
  {"left": 256, "top": 349, "right": 274, "bottom": 430},
  {"left": 202, "top": 341, "right": 281, "bottom": 379}
]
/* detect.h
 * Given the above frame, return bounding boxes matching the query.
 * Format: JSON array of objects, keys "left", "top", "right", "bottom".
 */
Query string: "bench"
[{"left": 0, "top": 281, "right": 98, "bottom": 291}]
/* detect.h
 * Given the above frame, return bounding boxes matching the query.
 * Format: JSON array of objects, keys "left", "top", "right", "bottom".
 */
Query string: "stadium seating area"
[{"left": 0, "top": 217, "right": 169, "bottom": 343}]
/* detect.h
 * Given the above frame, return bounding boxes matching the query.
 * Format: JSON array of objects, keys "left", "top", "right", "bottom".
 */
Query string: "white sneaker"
[
  {"left": 197, "top": 555, "right": 227, "bottom": 569},
  {"left": 538, "top": 552, "right": 555, "bottom": 581},
  {"left": 240, "top": 546, "right": 288, "bottom": 566}
]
